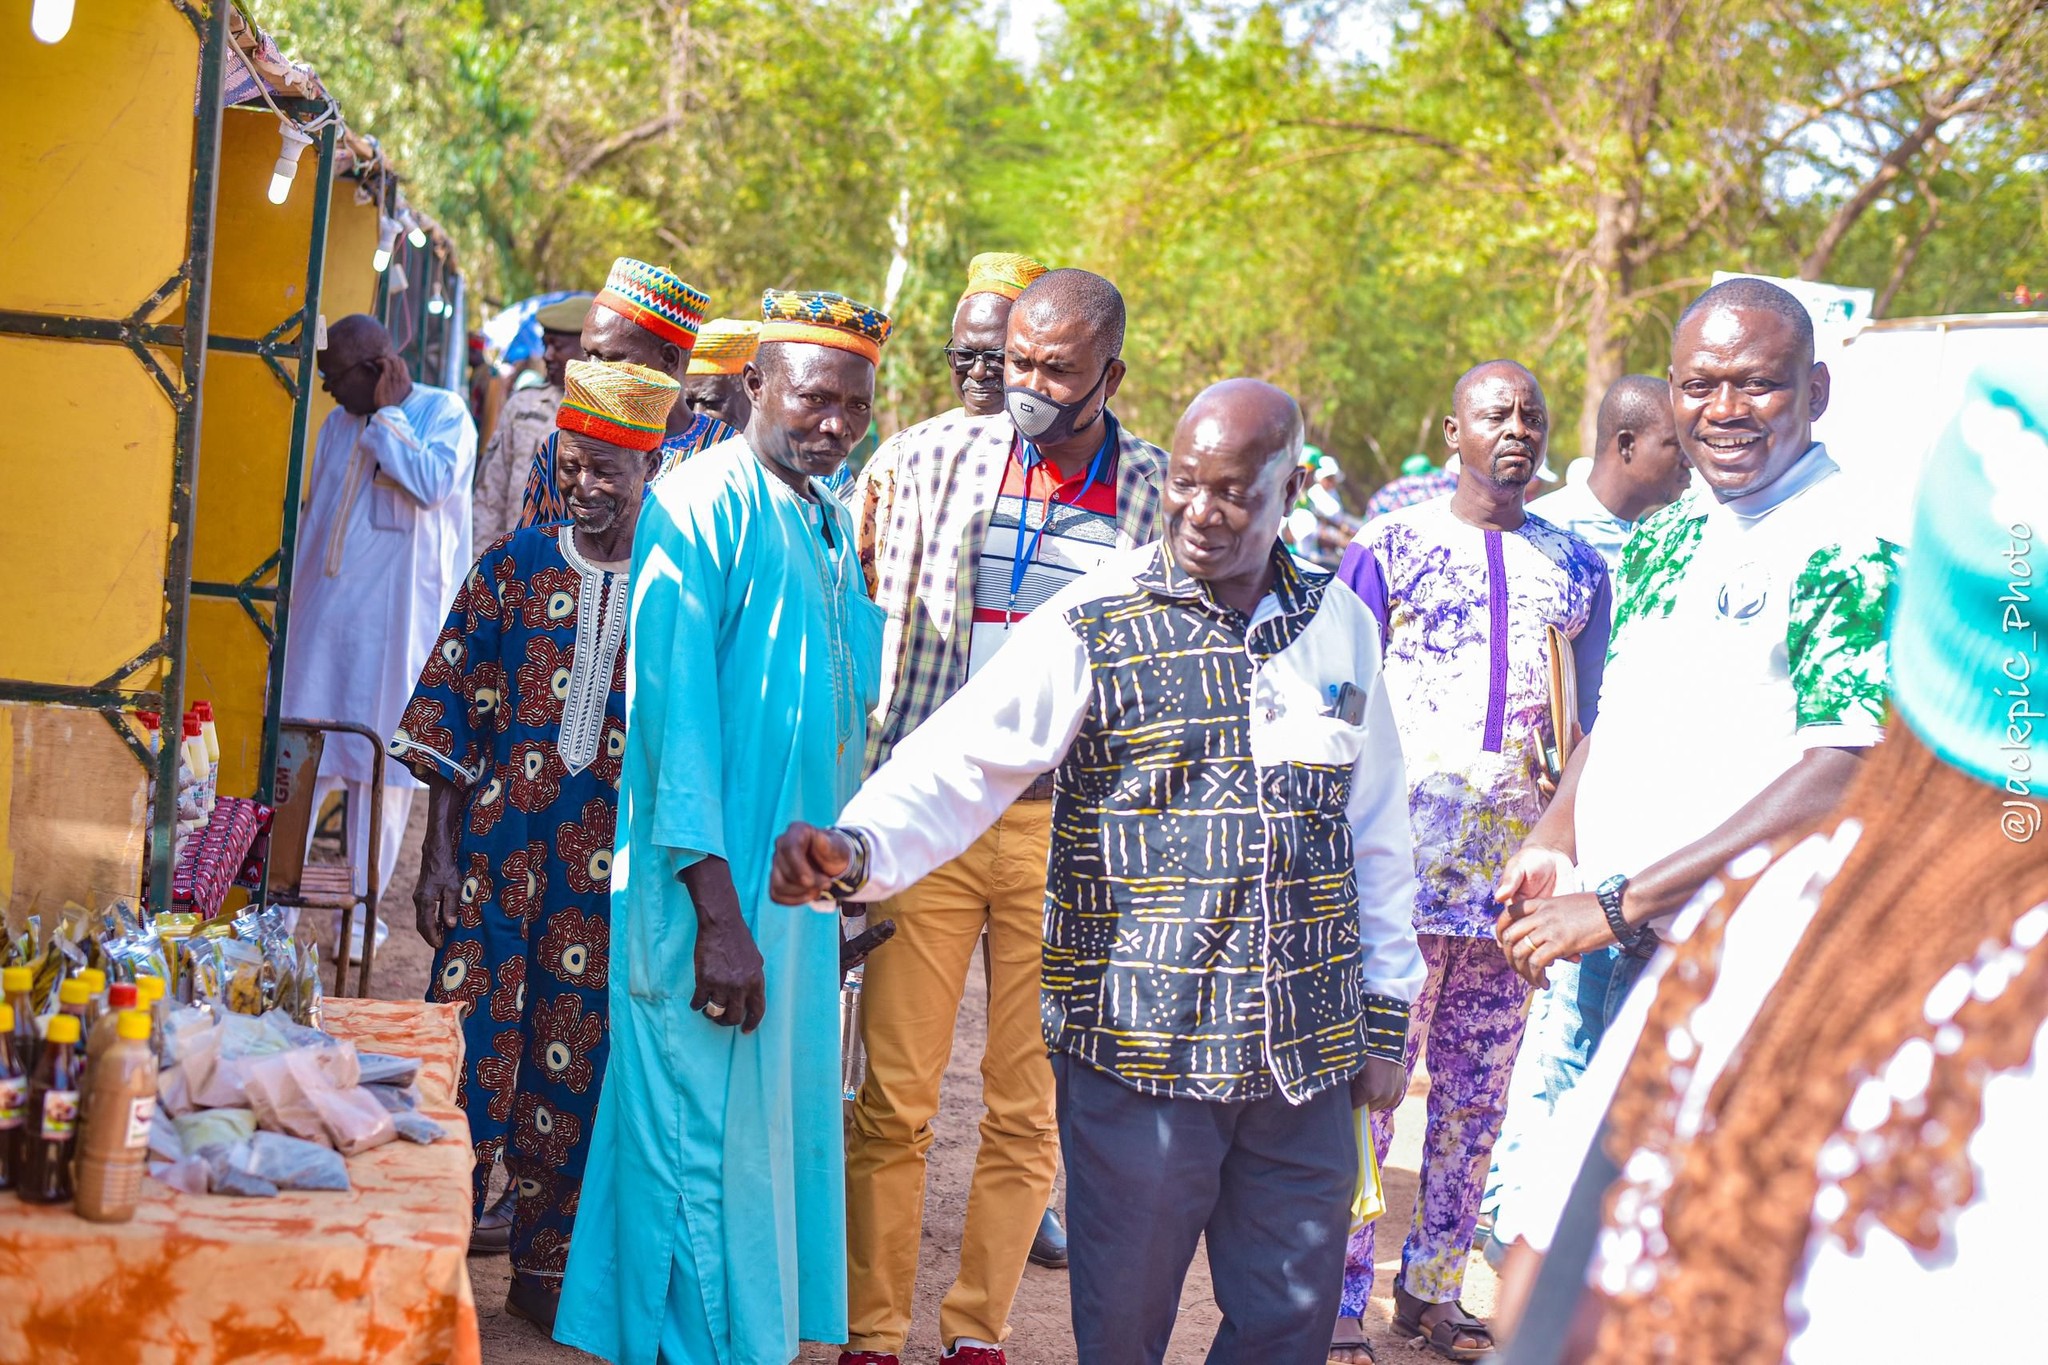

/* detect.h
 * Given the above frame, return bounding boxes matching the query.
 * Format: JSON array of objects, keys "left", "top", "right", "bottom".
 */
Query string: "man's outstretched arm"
[{"left": 771, "top": 602, "right": 1093, "bottom": 905}]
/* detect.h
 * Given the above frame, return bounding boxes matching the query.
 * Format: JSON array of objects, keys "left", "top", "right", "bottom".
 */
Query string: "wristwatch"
[
  {"left": 1596, "top": 874, "right": 1657, "bottom": 959},
  {"left": 826, "top": 826, "right": 871, "bottom": 899}
]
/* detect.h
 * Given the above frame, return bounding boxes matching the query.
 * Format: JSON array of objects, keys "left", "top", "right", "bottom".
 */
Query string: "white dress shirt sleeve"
[
  {"left": 366, "top": 394, "right": 473, "bottom": 508},
  {"left": 840, "top": 601, "right": 1093, "bottom": 900},
  {"left": 1350, "top": 665, "right": 1427, "bottom": 1004}
]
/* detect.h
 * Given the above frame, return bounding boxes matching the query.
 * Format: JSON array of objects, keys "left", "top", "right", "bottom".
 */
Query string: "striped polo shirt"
[{"left": 966, "top": 433, "right": 1122, "bottom": 678}]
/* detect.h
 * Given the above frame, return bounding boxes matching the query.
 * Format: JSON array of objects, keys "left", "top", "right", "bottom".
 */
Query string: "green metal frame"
[
  {"left": 0, "top": 0, "right": 229, "bottom": 915},
  {"left": 186, "top": 115, "right": 338, "bottom": 808}
]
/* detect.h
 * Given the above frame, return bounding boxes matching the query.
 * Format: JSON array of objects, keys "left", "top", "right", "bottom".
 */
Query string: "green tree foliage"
[{"left": 261, "top": 0, "right": 2047, "bottom": 476}]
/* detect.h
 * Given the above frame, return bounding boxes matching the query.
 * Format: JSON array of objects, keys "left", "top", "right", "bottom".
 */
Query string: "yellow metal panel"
[
  {"left": 211, "top": 107, "right": 321, "bottom": 344},
  {"left": 301, "top": 192, "right": 385, "bottom": 491},
  {"left": 192, "top": 352, "right": 294, "bottom": 582},
  {"left": 0, "top": 0, "right": 199, "bottom": 318},
  {"left": 0, "top": 336, "right": 177, "bottom": 685},
  {"left": 185, "top": 596, "right": 273, "bottom": 800}
]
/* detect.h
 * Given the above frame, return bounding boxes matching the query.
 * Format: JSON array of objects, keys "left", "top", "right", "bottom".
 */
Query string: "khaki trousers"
[{"left": 844, "top": 800, "right": 1058, "bottom": 1352}]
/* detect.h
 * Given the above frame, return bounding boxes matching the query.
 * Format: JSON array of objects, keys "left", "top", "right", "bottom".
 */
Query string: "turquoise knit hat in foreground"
[{"left": 1890, "top": 361, "right": 2048, "bottom": 797}]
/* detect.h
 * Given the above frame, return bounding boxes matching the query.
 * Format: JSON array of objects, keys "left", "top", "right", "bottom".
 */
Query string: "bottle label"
[
  {"left": 41, "top": 1088, "right": 79, "bottom": 1138},
  {"left": 124, "top": 1095, "right": 157, "bottom": 1150},
  {"left": 0, "top": 1076, "right": 23, "bottom": 1129}
]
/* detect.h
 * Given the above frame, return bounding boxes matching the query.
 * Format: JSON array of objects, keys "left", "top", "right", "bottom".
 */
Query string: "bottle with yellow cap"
[
  {"left": 2, "top": 966, "right": 33, "bottom": 1073},
  {"left": 20, "top": 1012, "right": 82, "bottom": 1204},
  {"left": 76, "top": 1011, "right": 156, "bottom": 1222},
  {"left": 0, "top": 1001, "right": 23, "bottom": 1191},
  {"left": 76, "top": 968, "right": 108, "bottom": 1035},
  {"left": 134, "top": 974, "right": 166, "bottom": 1061},
  {"left": 55, "top": 977, "right": 90, "bottom": 1039}
]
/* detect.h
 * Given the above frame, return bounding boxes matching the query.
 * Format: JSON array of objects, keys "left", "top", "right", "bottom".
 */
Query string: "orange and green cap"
[{"left": 556, "top": 359, "right": 682, "bottom": 452}]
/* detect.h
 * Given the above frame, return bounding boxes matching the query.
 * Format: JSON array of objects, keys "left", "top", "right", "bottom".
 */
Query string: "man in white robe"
[{"left": 282, "top": 314, "right": 476, "bottom": 951}]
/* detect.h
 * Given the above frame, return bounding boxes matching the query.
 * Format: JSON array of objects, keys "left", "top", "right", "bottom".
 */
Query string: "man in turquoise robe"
[{"left": 558, "top": 289, "right": 893, "bottom": 1365}]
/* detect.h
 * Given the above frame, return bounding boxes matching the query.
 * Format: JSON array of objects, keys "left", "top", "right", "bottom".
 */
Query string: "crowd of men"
[{"left": 276, "top": 250, "right": 2044, "bottom": 1365}]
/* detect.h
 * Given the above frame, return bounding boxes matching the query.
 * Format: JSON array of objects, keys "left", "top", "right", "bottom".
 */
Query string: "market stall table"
[{"left": 0, "top": 998, "right": 480, "bottom": 1365}]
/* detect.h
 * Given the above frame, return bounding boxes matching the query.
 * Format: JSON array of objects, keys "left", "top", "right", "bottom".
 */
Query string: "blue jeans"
[{"left": 1481, "top": 944, "right": 1647, "bottom": 1237}]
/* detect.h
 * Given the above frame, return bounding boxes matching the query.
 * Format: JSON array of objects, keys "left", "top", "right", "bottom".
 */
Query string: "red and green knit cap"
[
  {"left": 556, "top": 360, "right": 681, "bottom": 451},
  {"left": 594, "top": 257, "right": 710, "bottom": 350}
]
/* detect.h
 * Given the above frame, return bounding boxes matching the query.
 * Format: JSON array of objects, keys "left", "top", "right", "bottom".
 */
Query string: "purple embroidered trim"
[{"left": 1483, "top": 530, "right": 1509, "bottom": 754}]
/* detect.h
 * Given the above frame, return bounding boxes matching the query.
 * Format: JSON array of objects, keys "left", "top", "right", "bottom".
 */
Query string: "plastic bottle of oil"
[
  {"left": 76, "top": 969, "right": 108, "bottom": 1036},
  {"left": 0, "top": 1002, "right": 25, "bottom": 1191},
  {"left": 133, "top": 974, "right": 166, "bottom": 1061},
  {"left": 2, "top": 967, "right": 34, "bottom": 1073},
  {"left": 75, "top": 1011, "right": 156, "bottom": 1223},
  {"left": 19, "top": 1012, "right": 82, "bottom": 1205}
]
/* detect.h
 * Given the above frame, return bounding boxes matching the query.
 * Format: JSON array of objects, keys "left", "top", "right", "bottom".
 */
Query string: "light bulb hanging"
[
  {"left": 403, "top": 210, "right": 428, "bottom": 250},
  {"left": 30, "top": 0, "right": 74, "bottom": 42},
  {"left": 372, "top": 215, "right": 400, "bottom": 273},
  {"left": 427, "top": 284, "right": 449, "bottom": 317},
  {"left": 267, "top": 120, "right": 315, "bottom": 206}
]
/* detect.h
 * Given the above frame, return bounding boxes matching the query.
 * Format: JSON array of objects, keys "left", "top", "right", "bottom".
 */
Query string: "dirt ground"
[{"left": 366, "top": 801, "right": 1496, "bottom": 1365}]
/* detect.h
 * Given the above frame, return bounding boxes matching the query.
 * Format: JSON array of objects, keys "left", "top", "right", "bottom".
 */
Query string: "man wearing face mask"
[
  {"left": 836, "top": 264, "right": 1163, "bottom": 1365},
  {"left": 772, "top": 378, "right": 1422, "bottom": 1364},
  {"left": 1329, "top": 361, "right": 1610, "bottom": 1363},
  {"left": 556, "top": 289, "right": 888, "bottom": 1365},
  {"left": 852, "top": 252, "right": 1048, "bottom": 596}
]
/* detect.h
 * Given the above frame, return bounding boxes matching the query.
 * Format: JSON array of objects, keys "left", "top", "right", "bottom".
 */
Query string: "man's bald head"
[
  {"left": 1165, "top": 379, "right": 1311, "bottom": 589},
  {"left": 1452, "top": 359, "right": 1542, "bottom": 417},
  {"left": 1589, "top": 374, "right": 1689, "bottom": 518},
  {"left": 322, "top": 314, "right": 395, "bottom": 366},
  {"left": 1594, "top": 375, "right": 1671, "bottom": 455},
  {"left": 1677, "top": 277, "right": 1815, "bottom": 368},
  {"left": 1173, "top": 378, "right": 1304, "bottom": 473}
]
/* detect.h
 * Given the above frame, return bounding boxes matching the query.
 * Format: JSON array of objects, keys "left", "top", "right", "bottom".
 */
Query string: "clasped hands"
[{"left": 1492, "top": 846, "right": 1621, "bottom": 988}]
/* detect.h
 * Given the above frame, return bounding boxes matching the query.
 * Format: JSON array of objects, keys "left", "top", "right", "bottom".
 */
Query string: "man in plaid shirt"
[{"left": 840, "top": 268, "right": 1165, "bottom": 1365}]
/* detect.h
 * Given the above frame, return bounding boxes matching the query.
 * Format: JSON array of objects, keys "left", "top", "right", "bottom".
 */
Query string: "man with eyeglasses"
[
  {"left": 837, "top": 264, "right": 1166, "bottom": 1365},
  {"left": 284, "top": 313, "right": 478, "bottom": 961}
]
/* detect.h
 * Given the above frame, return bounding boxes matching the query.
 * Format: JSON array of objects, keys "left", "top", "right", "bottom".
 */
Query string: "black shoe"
[
  {"left": 1028, "top": 1205, "right": 1068, "bottom": 1269},
  {"left": 469, "top": 1186, "right": 516, "bottom": 1256},
  {"left": 505, "top": 1271, "right": 561, "bottom": 1332}
]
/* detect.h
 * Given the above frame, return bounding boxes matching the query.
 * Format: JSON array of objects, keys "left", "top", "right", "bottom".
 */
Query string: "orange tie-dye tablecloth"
[{"left": 0, "top": 998, "right": 481, "bottom": 1365}]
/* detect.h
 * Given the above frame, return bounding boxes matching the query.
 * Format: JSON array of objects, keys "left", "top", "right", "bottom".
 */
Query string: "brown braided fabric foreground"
[{"left": 1588, "top": 721, "right": 2048, "bottom": 1363}]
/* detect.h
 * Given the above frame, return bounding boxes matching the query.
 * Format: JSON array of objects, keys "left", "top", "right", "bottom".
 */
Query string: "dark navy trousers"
[{"left": 1054, "top": 1052, "right": 1356, "bottom": 1365}]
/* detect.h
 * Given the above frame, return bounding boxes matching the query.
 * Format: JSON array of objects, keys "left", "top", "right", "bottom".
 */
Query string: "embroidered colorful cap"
[
  {"left": 594, "top": 258, "right": 709, "bottom": 350},
  {"left": 962, "top": 251, "right": 1049, "bottom": 303},
  {"left": 1892, "top": 360, "right": 2048, "bottom": 791},
  {"left": 685, "top": 318, "right": 761, "bottom": 377},
  {"left": 556, "top": 359, "right": 681, "bottom": 452},
  {"left": 758, "top": 289, "right": 892, "bottom": 366}
]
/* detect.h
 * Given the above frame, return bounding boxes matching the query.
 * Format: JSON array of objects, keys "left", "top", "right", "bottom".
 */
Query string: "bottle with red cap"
[{"left": 192, "top": 701, "right": 220, "bottom": 812}]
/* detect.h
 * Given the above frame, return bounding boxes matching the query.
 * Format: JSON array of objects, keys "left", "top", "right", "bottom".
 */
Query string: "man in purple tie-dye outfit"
[{"left": 1329, "top": 360, "right": 1609, "bottom": 1363}]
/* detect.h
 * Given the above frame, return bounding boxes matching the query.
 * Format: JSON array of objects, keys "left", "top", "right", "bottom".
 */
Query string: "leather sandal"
[{"left": 1391, "top": 1283, "right": 1494, "bottom": 1361}]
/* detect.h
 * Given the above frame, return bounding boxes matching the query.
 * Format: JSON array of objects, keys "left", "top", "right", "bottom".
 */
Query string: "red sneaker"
[
  {"left": 942, "top": 1350, "right": 1007, "bottom": 1365},
  {"left": 837, "top": 1354, "right": 899, "bottom": 1365}
]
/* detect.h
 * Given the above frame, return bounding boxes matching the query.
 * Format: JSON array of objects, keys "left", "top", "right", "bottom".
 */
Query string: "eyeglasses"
[
  {"left": 943, "top": 346, "right": 1005, "bottom": 375},
  {"left": 318, "top": 355, "right": 377, "bottom": 388}
]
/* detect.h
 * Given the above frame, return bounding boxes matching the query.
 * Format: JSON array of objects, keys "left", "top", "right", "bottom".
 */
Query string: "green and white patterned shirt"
[{"left": 1573, "top": 444, "right": 1900, "bottom": 930}]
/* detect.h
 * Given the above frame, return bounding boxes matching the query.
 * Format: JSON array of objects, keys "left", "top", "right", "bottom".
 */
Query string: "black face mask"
[{"left": 1006, "top": 360, "right": 1113, "bottom": 445}]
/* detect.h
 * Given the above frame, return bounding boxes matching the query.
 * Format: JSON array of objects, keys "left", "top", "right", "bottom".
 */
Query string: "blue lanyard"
[{"left": 1007, "top": 424, "right": 1112, "bottom": 617}]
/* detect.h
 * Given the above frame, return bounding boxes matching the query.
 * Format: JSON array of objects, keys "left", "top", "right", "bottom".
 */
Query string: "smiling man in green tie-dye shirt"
[{"left": 1486, "top": 278, "right": 1901, "bottom": 1254}]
